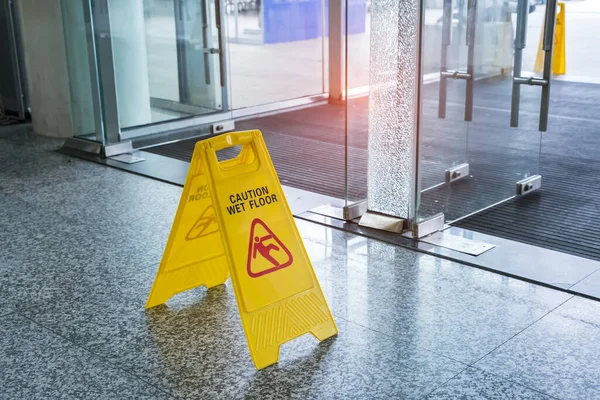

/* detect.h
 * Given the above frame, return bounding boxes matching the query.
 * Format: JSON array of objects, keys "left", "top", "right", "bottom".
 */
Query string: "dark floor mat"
[
  {"left": 146, "top": 98, "right": 368, "bottom": 200},
  {"left": 146, "top": 79, "right": 600, "bottom": 261},
  {"left": 454, "top": 155, "right": 600, "bottom": 261}
]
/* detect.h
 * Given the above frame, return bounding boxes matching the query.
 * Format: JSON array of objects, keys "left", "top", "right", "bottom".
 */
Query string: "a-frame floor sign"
[{"left": 146, "top": 130, "right": 338, "bottom": 369}]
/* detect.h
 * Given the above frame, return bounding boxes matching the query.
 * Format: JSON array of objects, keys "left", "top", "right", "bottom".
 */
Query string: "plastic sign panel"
[
  {"left": 147, "top": 130, "right": 337, "bottom": 369},
  {"left": 145, "top": 153, "right": 232, "bottom": 309}
]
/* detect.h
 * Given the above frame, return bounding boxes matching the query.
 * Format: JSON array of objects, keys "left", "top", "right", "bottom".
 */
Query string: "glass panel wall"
[
  {"left": 120, "top": 0, "right": 227, "bottom": 129},
  {"left": 225, "top": 0, "right": 328, "bottom": 109},
  {"left": 417, "top": 0, "right": 470, "bottom": 221}
]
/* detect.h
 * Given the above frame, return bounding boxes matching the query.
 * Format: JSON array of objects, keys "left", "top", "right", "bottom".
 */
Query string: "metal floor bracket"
[
  {"left": 445, "top": 163, "right": 470, "bottom": 183},
  {"left": 410, "top": 213, "right": 445, "bottom": 238},
  {"left": 212, "top": 120, "right": 235, "bottom": 134},
  {"left": 309, "top": 199, "right": 368, "bottom": 222},
  {"left": 104, "top": 140, "right": 133, "bottom": 157},
  {"left": 344, "top": 199, "right": 368, "bottom": 220},
  {"left": 62, "top": 137, "right": 103, "bottom": 155},
  {"left": 516, "top": 175, "right": 542, "bottom": 195}
]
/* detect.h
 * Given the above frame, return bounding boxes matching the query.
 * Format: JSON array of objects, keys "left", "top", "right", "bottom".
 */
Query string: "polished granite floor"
[{"left": 2, "top": 124, "right": 600, "bottom": 399}]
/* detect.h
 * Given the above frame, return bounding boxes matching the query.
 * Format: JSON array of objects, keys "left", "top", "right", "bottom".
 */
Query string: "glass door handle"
[
  {"left": 438, "top": 0, "right": 453, "bottom": 119},
  {"left": 539, "top": 0, "right": 558, "bottom": 131},
  {"left": 441, "top": 71, "right": 471, "bottom": 79},
  {"left": 198, "top": 48, "right": 222, "bottom": 54},
  {"left": 464, "top": 0, "right": 477, "bottom": 122},
  {"left": 214, "top": 0, "right": 225, "bottom": 87},
  {"left": 438, "top": 0, "right": 477, "bottom": 121},
  {"left": 200, "top": 0, "right": 212, "bottom": 85},
  {"left": 200, "top": 0, "right": 225, "bottom": 87},
  {"left": 511, "top": 0, "right": 557, "bottom": 131},
  {"left": 510, "top": 0, "right": 529, "bottom": 128}
]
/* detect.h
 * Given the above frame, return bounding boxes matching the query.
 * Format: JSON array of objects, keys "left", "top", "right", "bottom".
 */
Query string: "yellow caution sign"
[
  {"left": 534, "top": 2, "right": 566, "bottom": 74},
  {"left": 147, "top": 130, "right": 337, "bottom": 369}
]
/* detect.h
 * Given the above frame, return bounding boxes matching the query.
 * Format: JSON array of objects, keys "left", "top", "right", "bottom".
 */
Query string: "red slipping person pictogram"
[{"left": 246, "top": 219, "right": 293, "bottom": 278}]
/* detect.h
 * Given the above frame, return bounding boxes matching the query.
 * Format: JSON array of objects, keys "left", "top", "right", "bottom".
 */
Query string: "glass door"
[
  {"left": 78, "top": 0, "right": 231, "bottom": 144},
  {"left": 416, "top": 0, "right": 554, "bottom": 222},
  {"left": 418, "top": 0, "right": 471, "bottom": 222},
  {"left": 124, "top": 0, "right": 227, "bottom": 129},
  {"left": 147, "top": 0, "right": 226, "bottom": 121}
]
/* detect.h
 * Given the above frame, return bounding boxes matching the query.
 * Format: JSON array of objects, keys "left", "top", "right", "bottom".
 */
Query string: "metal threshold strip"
[{"left": 296, "top": 209, "right": 600, "bottom": 303}]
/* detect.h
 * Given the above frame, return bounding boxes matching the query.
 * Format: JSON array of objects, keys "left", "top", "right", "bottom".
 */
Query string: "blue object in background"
[{"left": 262, "top": 0, "right": 367, "bottom": 44}]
